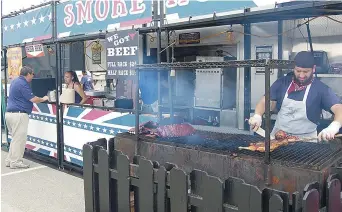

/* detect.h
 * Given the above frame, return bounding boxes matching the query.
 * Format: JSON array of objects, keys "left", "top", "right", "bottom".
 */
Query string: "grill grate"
[{"left": 154, "top": 131, "right": 342, "bottom": 170}]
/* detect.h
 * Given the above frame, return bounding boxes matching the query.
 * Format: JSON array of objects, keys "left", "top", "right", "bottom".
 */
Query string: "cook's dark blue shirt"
[
  {"left": 270, "top": 75, "right": 341, "bottom": 124},
  {"left": 7, "top": 76, "right": 35, "bottom": 114},
  {"left": 80, "top": 75, "right": 93, "bottom": 91}
]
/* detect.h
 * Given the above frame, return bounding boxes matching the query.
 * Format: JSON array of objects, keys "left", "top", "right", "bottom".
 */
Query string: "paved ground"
[{"left": 1, "top": 149, "right": 85, "bottom": 212}]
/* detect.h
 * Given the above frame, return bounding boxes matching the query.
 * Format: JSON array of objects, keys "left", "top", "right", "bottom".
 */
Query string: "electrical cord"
[
  {"left": 326, "top": 16, "right": 342, "bottom": 24},
  {"left": 297, "top": 26, "right": 309, "bottom": 50}
]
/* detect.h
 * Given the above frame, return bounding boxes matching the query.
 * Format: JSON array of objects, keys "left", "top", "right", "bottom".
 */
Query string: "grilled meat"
[
  {"left": 275, "top": 130, "right": 287, "bottom": 140},
  {"left": 239, "top": 130, "right": 300, "bottom": 152},
  {"left": 129, "top": 121, "right": 195, "bottom": 138},
  {"left": 156, "top": 123, "right": 195, "bottom": 137},
  {"left": 242, "top": 139, "right": 289, "bottom": 152}
]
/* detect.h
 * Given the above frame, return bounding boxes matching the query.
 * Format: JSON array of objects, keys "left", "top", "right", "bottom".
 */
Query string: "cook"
[
  {"left": 249, "top": 51, "right": 342, "bottom": 142},
  {"left": 64, "top": 71, "right": 88, "bottom": 104}
]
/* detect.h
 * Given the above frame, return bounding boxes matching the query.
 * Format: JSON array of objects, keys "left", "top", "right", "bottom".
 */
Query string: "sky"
[
  {"left": 1, "top": 0, "right": 290, "bottom": 16},
  {"left": 2, "top": 0, "right": 48, "bottom": 16}
]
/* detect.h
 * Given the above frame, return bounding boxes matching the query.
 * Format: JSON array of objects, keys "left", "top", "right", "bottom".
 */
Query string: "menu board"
[
  {"left": 106, "top": 29, "right": 139, "bottom": 79},
  {"left": 25, "top": 44, "right": 45, "bottom": 58},
  {"left": 179, "top": 32, "right": 200, "bottom": 45}
]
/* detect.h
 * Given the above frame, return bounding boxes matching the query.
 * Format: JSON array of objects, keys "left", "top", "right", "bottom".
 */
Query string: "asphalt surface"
[{"left": 1, "top": 148, "right": 85, "bottom": 212}]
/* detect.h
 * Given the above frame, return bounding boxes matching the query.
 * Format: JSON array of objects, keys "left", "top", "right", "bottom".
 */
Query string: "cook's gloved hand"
[
  {"left": 318, "top": 121, "right": 341, "bottom": 141},
  {"left": 248, "top": 114, "right": 262, "bottom": 132}
]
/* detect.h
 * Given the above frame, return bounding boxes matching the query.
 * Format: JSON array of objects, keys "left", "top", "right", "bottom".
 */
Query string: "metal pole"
[
  {"left": 153, "top": 0, "right": 162, "bottom": 122},
  {"left": 243, "top": 23, "right": 251, "bottom": 131},
  {"left": 157, "top": 43, "right": 162, "bottom": 123},
  {"left": 160, "top": 0, "right": 174, "bottom": 123},
  {"left": 51, "top": 0, "right": 64, "bottom": 168},
  {"left": 135, "top": 26, "right": 142, "bottom": 143},
  {"left": 2, "top": 0, "right": 9, "bottom": 146},
  {"left": 1, "top": 0, "right": 3, "bottom": 47},
  {"left": 278, "top": 21, "right": 283, "bottom": 77},
  {"left": 135, "top": 69, "right": 140, "bottom": 142},
  {"left": 264, "top": 63, "right": 271, "bottom": 165},
  {"left": 2, "top": 50, "right": 6, "bottom": 103},
  {"left": 2, "top": 48, "right": 9, "bottom": 147},
  {"left": 55, "top": 43, "right": 63, "bottom": 168},
  {"left": 1, "top": 0, "right": 6, "bottom": 106},
  {"left": 51, "top": 0, "right": 57, "bottom": 42},
  {"left": 166, "top": 30, "right": 174, "bottom": 124}
]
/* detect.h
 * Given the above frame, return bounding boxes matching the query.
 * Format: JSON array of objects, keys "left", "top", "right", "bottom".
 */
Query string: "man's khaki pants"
[{"left": 5, "top": 112, "right": 29, "bottom": 164}]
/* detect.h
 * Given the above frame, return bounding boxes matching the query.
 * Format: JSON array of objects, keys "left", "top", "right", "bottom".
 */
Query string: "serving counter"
[
  {"left": 61, "top": 104, "right": 157, "bottom": 167},
  {"left": 7, "top": 103, "right": 58, "bottom": 158},
  {"left": 8, "top": 102, "right": 157, "bottom": 167}
]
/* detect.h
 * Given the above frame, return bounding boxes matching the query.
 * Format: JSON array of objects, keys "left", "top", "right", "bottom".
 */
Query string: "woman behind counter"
[{"left": 64, "top": 71, "right": 88, "bottom": 104}]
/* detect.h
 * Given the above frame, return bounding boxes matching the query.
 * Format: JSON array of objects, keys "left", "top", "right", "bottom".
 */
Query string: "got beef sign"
[{"left": 106, "top": 29, "right": 139, "bottom": 79}]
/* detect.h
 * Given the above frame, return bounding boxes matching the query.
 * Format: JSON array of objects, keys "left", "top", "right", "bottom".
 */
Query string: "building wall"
[{"left": 292, "top": 36, "right": 342, "bottom": 63}]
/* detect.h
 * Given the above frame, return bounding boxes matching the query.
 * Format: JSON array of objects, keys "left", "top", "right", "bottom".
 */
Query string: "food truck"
[{"left": 2, "top": 0, "right": 342, "bottom": 173}]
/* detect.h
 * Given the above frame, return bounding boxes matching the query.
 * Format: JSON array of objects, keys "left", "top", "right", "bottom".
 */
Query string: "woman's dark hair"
[{"left": 65, "top": 71, "right": 80, "bottom": 84}]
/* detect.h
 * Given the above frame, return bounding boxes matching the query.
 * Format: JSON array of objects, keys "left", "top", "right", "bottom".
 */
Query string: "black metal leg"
[
  {"left": 264, "top": 64, "right": 271, "bottom": 165},
  {"left": 278, "top": 21, "right": 283, "bottom": 77},
  {"left": 244, "top": 23, "right": 251, "bottom": 131},
  {"left": 135, "top": 69, "right": 140, "bottom": 143},
  {"left": 157, "top": 29, "right": 162, "bottom": 122}
]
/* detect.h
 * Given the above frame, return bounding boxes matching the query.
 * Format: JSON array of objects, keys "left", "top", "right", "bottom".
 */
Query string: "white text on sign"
[
  {"left": 107, "top": 46, "right": 138, "bottom": 56},
  {"left": 107, "top": 61, "right": 136, "bottom": 68},
  {"left": 107, "top": 70, "right": 136, "bottom": 76}
]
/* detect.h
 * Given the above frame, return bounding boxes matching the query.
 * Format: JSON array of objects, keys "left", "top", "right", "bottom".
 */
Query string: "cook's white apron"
[{"left": 271, "top": 83, "right": 318, "bottom": 142}]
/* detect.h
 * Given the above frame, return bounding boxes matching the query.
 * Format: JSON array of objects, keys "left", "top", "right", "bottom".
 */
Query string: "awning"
[{"left": 139, "top": 1, "right": 342, "bottom": 33}]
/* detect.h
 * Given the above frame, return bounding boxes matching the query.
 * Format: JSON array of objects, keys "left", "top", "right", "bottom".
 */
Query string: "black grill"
[{"left": 151, "top": 131, "right": 342, "bottom": 170}]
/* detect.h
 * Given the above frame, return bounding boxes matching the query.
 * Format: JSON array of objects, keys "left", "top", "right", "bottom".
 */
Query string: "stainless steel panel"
[
  {"left": 194, "top": 69, "right": 222, "bottom": 108},
  {"left": 220, "top": 109, "right": 237, "bottom": 127}
]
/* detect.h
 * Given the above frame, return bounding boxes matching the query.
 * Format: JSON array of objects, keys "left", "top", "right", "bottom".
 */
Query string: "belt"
[{"left": 7, "top": 111, "right": 29, "bottom": 114}]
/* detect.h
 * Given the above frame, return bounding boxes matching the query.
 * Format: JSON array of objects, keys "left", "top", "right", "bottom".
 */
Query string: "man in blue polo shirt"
[
  {"left": 5, "top": 66, "right": 48, "bottom": 169},
  {"left": 249, "top": 51, "right": 342, "bottom": 142}
]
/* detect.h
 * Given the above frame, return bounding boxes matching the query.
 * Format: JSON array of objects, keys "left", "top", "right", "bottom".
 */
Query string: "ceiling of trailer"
[{"left": 155, "top": 1, "right": 342, "bottom": 32}]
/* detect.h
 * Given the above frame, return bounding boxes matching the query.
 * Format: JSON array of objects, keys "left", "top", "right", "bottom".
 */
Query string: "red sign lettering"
[
  {"left": 130, "top": 0, "right": 145, "bottom": 15},
  {"left": 64, "top": 4, "right": 75, "bottom": 27},
  {"left": 75, "top": 0, "right": 94, "bottom": 25},
  {"left": 111, "top": 0, "right": 128, "bottom": 18},
  {"left": 95, "top": 0, "right": 110, "bottom": 21}
]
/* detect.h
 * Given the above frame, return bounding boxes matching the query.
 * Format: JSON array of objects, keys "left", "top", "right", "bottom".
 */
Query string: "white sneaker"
[
  {"left": 10, "top": 161, "right": 30, "bottom": 169},
  {"left": 5, "top": 159, "right": 23, "bottom": 167}
]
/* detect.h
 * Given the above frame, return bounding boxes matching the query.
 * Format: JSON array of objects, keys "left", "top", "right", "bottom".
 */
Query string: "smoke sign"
[{"left": 106, "top": 29, "right": 139, "bottom": 79}]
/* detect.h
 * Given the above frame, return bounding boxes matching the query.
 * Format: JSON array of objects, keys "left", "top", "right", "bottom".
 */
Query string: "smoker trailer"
[
  {"left": 114, "top": 132, "right": 342, "bottom": 201},
  {"left": 109, "top": 59, "right": 342, "bottom": 205}
]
